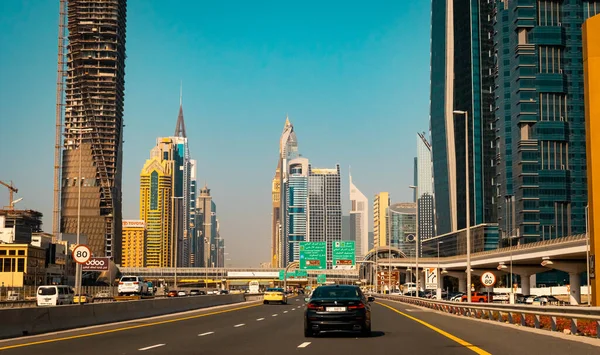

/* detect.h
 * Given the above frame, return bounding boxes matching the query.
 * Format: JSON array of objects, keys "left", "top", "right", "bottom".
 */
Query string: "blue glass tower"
[{"left": 285, "top": 157, "right": 309, "bottom": 263}]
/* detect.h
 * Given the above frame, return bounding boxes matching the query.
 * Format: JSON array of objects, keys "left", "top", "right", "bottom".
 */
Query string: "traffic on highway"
[{"left": 1, "top": 285, "right": 599, "bottom": 354}]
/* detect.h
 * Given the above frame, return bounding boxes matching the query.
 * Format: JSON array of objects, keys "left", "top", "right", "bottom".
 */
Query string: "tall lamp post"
[
  {"left": 453, "top": 110, "right": 472, "bottom": 303},
  {"left": 409, "top": 185, "right": 419, "bottom": 296},
  {"left": 437, "top": 241, "right": 443, "bottom": 299},
  {"left": 171, "top": 196, "right": 184, "bottom": 289},
  {"left": 586, "top": 205, "right": 591, "bottom": 306},
  {"left": 69, "top": 127, "right": 92, "bottom": 298}
]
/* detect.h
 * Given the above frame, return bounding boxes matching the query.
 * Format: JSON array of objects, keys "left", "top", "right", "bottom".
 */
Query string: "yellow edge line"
[
  {"left": 0, "top": 303, "right": 261, "bottom": 351},
  {"left": 377, "top": 302, "right": 491, "bottom": 355}
]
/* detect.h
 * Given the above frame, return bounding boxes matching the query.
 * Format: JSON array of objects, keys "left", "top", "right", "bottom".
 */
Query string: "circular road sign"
[
  {"left": 480, "top": 272, "right": 497, "bottom": 287},
  {"left": 72, "top": 245, "right": 92, "bottom": 264}
]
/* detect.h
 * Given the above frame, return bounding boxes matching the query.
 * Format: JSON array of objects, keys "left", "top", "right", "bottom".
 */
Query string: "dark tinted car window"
[
  {"left": 312, "top": 287, "right": 360, "bottom": 299},
  {"left": 38, "top": 287, "right": 57, "bottom": 295}
]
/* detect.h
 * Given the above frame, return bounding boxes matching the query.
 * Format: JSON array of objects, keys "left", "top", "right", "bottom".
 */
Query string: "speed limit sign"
[
  {"left": 72, "top": 245, "right": 92, "bottom": 264},
  {"left": 480, "top": 272, "right": 497, "bottom": 287}
]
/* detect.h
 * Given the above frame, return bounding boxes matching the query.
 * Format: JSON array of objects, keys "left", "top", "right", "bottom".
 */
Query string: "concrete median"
[{"left": 0, "top": 294, "right": 246, "bottom": 339}]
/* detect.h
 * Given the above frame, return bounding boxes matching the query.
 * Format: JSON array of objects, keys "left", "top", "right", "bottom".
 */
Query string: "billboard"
[
  {"left": 332, "top": 241, "right": 356, "bottom": 269},
  {"left": 299, "top": 241, "right": 327, "bottom": 270},
  {"left": 122, "top": 220, "right": 145, "bottom": 229},
  {"left": 81, "top": 257, "right": 110, "bottom": 271}
]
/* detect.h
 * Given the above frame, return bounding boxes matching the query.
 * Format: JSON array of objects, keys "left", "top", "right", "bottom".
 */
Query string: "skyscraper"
[
  {"left": 139, "top": 145, "right": 173, "bottom": 267},
  {"left": 389, "top": 202, "right": 416, "bottom": 257},
  {"left": 373, "top": 192, "right": 390, "bottom": 247},
  {"left": 416, "top": 132, "right": 436, "bottom": 241},
  {"left": 308, "top": 164, "right": 342, "bottom": 266},
  {"left": 495, "top": 1, "right": 599, "bottom": 243},
  {"left": 121, "top": 220, "right": 146, "bottom": 267},
  {"left": 59, "top": 0, "right": 127, "bottom": 263},
  {"left": 273, "top": 116, "right": 299, "bottom": 267},
  {"left": 197, "top": 184, "right": 213, "bottom": 267},
  {"left": 189, "top": 160, "right": 199, "bottom": 266},
  {"left": 349, "top": 173, "right": 368, "bottom": 259},
  {"left": 430, "top": 0, "right": 496, "bottom": 235},
  {"left": 284, "top": 157, "right": 309, "bottom": 263}
]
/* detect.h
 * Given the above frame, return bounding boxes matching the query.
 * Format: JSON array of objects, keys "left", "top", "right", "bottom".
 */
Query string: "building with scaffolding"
[{"left": 57, "top": 0, "right": 127, "bottom": 263}]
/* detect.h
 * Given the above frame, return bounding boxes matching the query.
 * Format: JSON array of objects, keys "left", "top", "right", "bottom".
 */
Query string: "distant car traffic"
[
  {"left": 118, "top": 276, "right": 149, "bottom": 296},
  {"left": 304, "top": 285, "right": 374, "bottom": 337},
  {"left": 264, "top": 288, "right": 287, "bottom": 304}
]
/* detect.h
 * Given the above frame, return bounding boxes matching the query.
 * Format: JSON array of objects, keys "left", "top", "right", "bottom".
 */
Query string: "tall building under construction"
[{"left": 58, "top": 0, "right": 127, "bottom": 263}]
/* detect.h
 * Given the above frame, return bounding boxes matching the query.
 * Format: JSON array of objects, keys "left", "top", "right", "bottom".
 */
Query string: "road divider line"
[
  {"left": 0, "top": 303, "right": 261, "bottom": 351},
  {"left": 198, "top": 332, "right": 214, "bottom": 337},
  {"left": 298, "top": 342, "right": 311, "bottom": 348},
  {"left": 139, "top": 344, "right": 165, "bottom": 351},
  {"left": 256, "top": 318, "right": 264, "bottom": 321},
  {"left": 284, "top": 311, "right": 288, "bottom": 313},
  {"left": 377, "top": 302, "right": 491, "bottom": 355},
  {"left": 234, "top": 324, "right": 245, "bottom": 328},
  {"left": 272, "top": 314, "right": 278, "bottom": 317}
]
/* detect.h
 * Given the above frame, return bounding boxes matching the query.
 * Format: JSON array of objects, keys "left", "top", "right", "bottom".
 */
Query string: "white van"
[{"left": 36, "top": 285, "right": 74, "bottom": 306}]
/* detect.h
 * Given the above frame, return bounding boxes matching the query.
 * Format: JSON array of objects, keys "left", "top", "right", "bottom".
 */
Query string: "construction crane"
[{"left": 0, "top": 180, "right": 18, "bottom": 210}]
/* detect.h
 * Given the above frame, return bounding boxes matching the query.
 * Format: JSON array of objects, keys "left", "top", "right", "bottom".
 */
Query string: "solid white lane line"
[
  {"left": 234, "top": 323, "right": 245, "bottom": 327},
  {"left": 198, "top": 332, "right": 214, "bottom": 337},
  {"left": 256, "top": 318, "right": 265, "bottom": 321},
  {"left": 298, "top": 342, "right": 311, "bottom": 348},
  {"left": 139, "top": 344, "right": 166, "bottom": 351},
  {"left": 272, "top": 314, "right": 278, "bottom": 317}
]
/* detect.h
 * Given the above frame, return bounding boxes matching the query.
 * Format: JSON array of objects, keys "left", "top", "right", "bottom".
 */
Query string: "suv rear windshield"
[
  {"left": 312, "top": 287, "right": 360, "bottom": 299},
  {"left": 38, "top": 287, "right": 57, "bottom": 295},
  {"left": 121, "top": 277, "right": 138, "bottom": 282}
]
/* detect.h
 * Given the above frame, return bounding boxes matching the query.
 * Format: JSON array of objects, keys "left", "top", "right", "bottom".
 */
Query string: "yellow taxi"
[
  {"left": 263, "top": 287, "right": 287, "bottom": 304},
  {"left": 73, "top": 293, "right": 94, "bottom": 304}
]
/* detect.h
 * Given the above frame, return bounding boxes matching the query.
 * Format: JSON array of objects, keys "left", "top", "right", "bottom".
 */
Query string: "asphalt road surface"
[{"left": 0, "top": 297, "right": 598, "bottom": 354}]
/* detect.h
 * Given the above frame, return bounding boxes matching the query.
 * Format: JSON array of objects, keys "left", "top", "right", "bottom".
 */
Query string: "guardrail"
[
  {"left": 377, "top": 294, "right": 600, "bottom": 339},
  {"left": 0, "top": 294, "right": 250, "bottom": 339}
]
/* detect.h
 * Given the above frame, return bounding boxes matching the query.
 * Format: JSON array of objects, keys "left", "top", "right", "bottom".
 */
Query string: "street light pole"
[
  {"left": 586, "top": 204, "right": 590, "bottom": 306},
  {"left": 388, "top": 206, "right": 391, "bottom": 294},
  {"left": 437, "top": 241, "right": 443, "bottom": 299},
  {"left": 453, "top": 110, "right": 471, "bottom": 303},
  {"left": 409, "top": 185, "right": 419, "bottom": 296}
]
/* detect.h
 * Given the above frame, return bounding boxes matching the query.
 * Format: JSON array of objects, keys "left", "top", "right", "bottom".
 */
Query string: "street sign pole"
[{"left": 72, "top": 244, "right": 91, "bottom": 304}]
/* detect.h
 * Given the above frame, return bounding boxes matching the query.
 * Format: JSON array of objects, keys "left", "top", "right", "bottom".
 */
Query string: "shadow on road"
[{"left": 315, "top": 331, "right": 385, "bottom": 338}]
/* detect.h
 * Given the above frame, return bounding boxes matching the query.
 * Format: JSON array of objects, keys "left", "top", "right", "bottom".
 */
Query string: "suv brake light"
[
  {"left": 307, "top": 303, "right": 325, "bottom": 311},
  {"left": 348, "top": 303, "right": 365, "bottom": 310}
]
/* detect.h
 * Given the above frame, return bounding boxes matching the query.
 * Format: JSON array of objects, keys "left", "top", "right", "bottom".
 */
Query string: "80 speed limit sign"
[{"left": 72, "top": 245, "right": 92, "bottom": 264}]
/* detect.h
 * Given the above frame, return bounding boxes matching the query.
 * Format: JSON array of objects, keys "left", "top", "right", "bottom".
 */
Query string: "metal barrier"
[{"left": 377, "top": 294, "right": 600, "bottom": 339}]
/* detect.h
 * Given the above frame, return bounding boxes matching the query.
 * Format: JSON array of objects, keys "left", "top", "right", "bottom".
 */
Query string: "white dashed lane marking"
[
  {"left": 272, "top": 314, "right": 278, "bottom": 317},
  {"left": 298, "top": 342, "right": 311, "bottom": 348},
  {"left": 139, "top": 344, "right": 166, "bottom": 351},
  {"left": 256, "top": 318, "right": 265, "bottom": 321},
  {"left": 198, "top": 332, "right": 214, "bottom": 337},
  {"left": 234, "top": 323, "right": 245, "bottom": 327}
]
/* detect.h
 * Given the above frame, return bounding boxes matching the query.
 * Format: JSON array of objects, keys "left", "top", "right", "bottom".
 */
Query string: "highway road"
[{"left": 0, "top": 297, "right": 598, "bottom": 354}]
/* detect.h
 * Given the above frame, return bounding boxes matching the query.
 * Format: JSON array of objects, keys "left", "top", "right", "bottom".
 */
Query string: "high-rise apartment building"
[
  {"left": 430, "top": 0, "right": 496, "bottom": 235},
  {"left": 189, "top": 160, "right": 199, "bottom": 266},
  {"left": 197, "top": 184, "right": 213, "bottom": 267},
  {"left": 373, "top": 192, "right": 390, "bottom": 247},
  {"left": 59, "top": 0, "right": 127, "bottom": 263},
  {"left": 308, "top": 165, "right": 342, "bottom": 266},
  {"left": 495, "top": 1, "right": 599, "bottom": 243},
  {"left": 389, "top": 203, "right": 417, "bottom": 257},
  {"left": 121, "top": 220, "right": 145, "bottom": 267},
  {"left": 139, "top": 145, "right": 173, "bottom": 267},
  {"left": 284, "top": 157, "right": 309, "bottom": 263},
  {"left": 416, "top": 133, "right": 436, "bottom": 241},
  {"left": 349, "top": 173, "right": 368, "bottom": 259},
  {"left": 273, "top": 117, "right": 299, "bottom": 267}
]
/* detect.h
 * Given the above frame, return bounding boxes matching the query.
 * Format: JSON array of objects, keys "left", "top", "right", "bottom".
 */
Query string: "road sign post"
[
  {"left": 332, "top": 241, "right": 356, "bottom": 269},
  {"left": 299, "top": 242, "right": 327, "bottom": 270},
  {"left": 425, "top": 268, "right": 438, "bottom": 290},
  {"left": 480, "top": 272, "right": 497, "bottom": 303},
  {"left": 72, "top": 245, "right": 91, "bottom": 300}
]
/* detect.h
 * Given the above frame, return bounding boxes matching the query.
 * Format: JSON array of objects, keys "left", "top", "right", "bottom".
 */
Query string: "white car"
[{"left": 118, "top": 276, "right": 148, "bottom": 296}]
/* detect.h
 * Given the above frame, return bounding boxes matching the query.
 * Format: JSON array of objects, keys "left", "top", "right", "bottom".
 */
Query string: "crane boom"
[{"left": 0, "top": 180, "right": 18, "bottom": 209}]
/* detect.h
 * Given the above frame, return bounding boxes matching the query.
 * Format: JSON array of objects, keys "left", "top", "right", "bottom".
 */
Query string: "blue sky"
[{"left": 0, "top": 0, "right": 431, "bottom": 267}]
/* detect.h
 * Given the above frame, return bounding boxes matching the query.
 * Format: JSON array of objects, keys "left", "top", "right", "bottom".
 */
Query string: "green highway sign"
[
  {"left": 332, "top": 241, "right": 356, "bottom": 269},
  {"left": 317, "top": 274, "right": 327, "bottom": 284},
  {"left": 279, "top": 270, "right": 285, "bottom": 280},
  {"left": 279, "top": 269, "right": 308, "bottom": 280},
  {"left": 299, "top": 241, "right": 327, "bottom": 270},
  {"left": 295, "top": 270, "right": 308, "bottom": 277}
]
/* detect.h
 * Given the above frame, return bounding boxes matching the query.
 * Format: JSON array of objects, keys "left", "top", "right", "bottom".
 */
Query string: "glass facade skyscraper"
[
  {"left": 349, "top": 173, "right": 368, "bottom": 259},
  {"left": 416, "top": 132, "right": 436, "bottom": 241},
  {"left": 494, "top": 0, "right": 599, "bottom": 243},
  {"left": 430, "top": 0, "right": 497, "bottom": 235},
  {"left": 308, "top": 164, "right": 342, "bottom": 267},
  {"left": 389, "top": 203, "right": 417, "bottom": 257},
  {"left": 285, "top": 157, "right": 309, "bottom": 263}
]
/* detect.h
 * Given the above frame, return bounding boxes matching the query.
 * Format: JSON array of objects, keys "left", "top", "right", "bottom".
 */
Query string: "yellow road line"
[
  {"left": 377, "top": 302, "right": 491, "bottom": 355},
  {"left": 0, "top": 303, "right": 261, "bottom": 351}
]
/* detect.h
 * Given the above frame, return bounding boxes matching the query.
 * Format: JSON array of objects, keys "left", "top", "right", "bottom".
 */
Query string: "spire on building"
[{"left": 174, "top": 82, "right": 187, "bottom": 137}]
